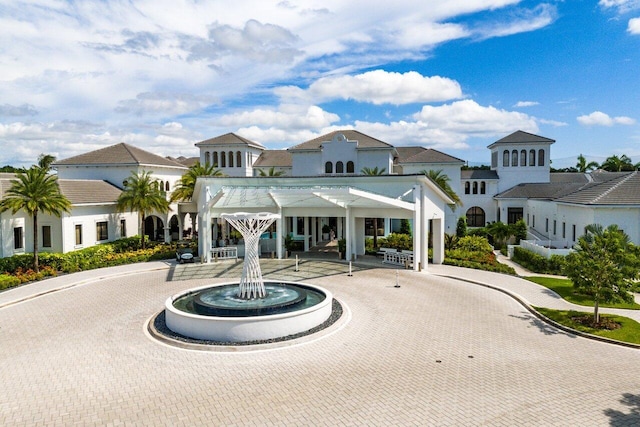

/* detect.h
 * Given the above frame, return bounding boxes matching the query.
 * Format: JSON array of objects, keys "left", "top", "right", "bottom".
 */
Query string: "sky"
[{"left": 1, "top": 0, "right": 640, "bottom": 169}]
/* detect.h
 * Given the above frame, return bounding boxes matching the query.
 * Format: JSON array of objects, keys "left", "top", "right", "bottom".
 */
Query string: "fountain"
[{"left": 164, "top": 212, "right": 334, "bottom": 343}]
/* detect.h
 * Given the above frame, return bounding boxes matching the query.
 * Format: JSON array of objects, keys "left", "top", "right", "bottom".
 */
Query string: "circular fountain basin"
[{"left": 165, "top": 281, "right": 333, "bottom": 343}]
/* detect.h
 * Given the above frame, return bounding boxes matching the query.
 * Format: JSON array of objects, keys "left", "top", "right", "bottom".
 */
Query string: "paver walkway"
[{"left": 1, "top": 259, "right": 640, "bottom": 425}]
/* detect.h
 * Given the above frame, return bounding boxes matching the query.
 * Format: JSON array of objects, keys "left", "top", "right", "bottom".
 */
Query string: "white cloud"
[
  {"left": 277, "top": 70, "right": 463, "bottom": 105},
  {"left": 577, "top": 111, "right": 636, "bottom": 126},
  {"left": 599, "top": 0, "right": 640, "bottom": 13},
  {"left": 628, "top": 17, "right": 640, "bottom": 33},
  {"left": 538, "top": 118, "right": 568, "bottom": 127},
  {"left": 218, "top": 105, "right": 340, "bottom": 130},
  {"left": 475, "top": 4, "right": 557, "bottom": 39},
  {"left": 514, "top": 101, "right": 539, "bottom": 108}
]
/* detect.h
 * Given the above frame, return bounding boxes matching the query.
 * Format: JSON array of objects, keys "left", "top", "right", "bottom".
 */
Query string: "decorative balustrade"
[{"left": 211, "top": 246, "right": 238, "bottom": 261}]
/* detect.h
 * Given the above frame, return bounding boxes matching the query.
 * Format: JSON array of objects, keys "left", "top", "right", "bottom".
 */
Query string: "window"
[
  {"left": 204, "top": 152, "right": 210, "bottom": 165},
  {"left": 120, "top": 219, "right": 127, "bottom": 238},
  {"left": 213, "top": 152, "right": 218, "bottom": 167},
  {"left": 465, "top": 182, "right": 470, "bottom": 194},
  {"left": 165, "top": 181, "right": 170, "bottom": 191},
  {"left": 42, "top": 225, "right": 51, "bottom": 248},
  {"left": 538, "top": 149, "right": 545, "bottom": 166},
  {"left": 553, "top": 220, "right": 557, "bottom": 235},
  {"left": 520, "top": 150, "right": 527, "bottom": 166},
  {"left": 545, "top": 218, "right": 549, "bottom": 233},
  {"left": 480, "top": 181, "right": 486, "bottom": 194},
  {"left": 336, "top": 161, "right": 344, "bottom": 173},
  {"left": 491, "top": 151, "right": 498, "bottom": 168},
  {"left": 507, "top": 207, "right": 523, "bottom": 224},
  {"left": 511, "top": 150, "right": 518, "bottom": 167},
  {"left": 75, "top": 224, "right": 83, "bottom": 246},
  {"left": 221, "top": 152, "right": 226, "bottom": 167},
  {"left": 96, "top": 221, "right": 108, "bottom": 241},
  {"left": 572, "top": 224, "right": 576, "bottom": 241},
  {"left": 529, "top": 149, "right": 536, "bottom": 166},
  {"left": 228, "top": 151, "right": 234, "bottom": 167},
  {"left": 562, "top": 222, "right": 566, "bottom": 239},
  {"left": 503, "top": 150, "right": 510, "bottom": 167},
  {"left": 237, "top": 151, "right": 242, "bottom": 167},
  {"left": 13, "top": 227, "right": 23, "bottom": 250},
  {"left": 466, "top": 207, "right": 486, "bottom": 227},
  {"left": 346, "top": 161, "right": 354, "bottom": 173},
  {"left": 325, "top": 161, "right": 333, "bottom": 174},
  {"left": 532, "top": 215, "right": 535, "bottom": 227},
  {"left": 472, "top": 181, "right": 478, "bottom": 194}
]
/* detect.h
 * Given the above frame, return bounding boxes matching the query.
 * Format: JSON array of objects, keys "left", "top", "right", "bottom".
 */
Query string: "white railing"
[
  {"left": 211, "top": 246, "right": 238, "bottom": 261},
  {"left": 519, "top": 240, "right": 573, "bottom": 259},
  {"left": 383, "top": 250, "right": 413, "bottom": 268}
]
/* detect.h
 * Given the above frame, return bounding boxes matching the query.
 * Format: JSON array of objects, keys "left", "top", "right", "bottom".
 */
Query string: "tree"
[
  {"left": 361, "top": 166, "right": 386, "bottom": 248},
  {"left": 0, "top": 166, "right": 71, "bottom": 272},
  {"left": 601, "top": 154, "right": 634, "bottom": 172},
  {"left": 564, "top": 224, "right": 638, "bottom": 324},
  {"left": 399, "top": 219, "right": 412, "bottom": 236},
  {"left": 170, "top": 161, "right": 223, "bottom": 203},
  {"left": 512, "top": 218, "right": 528, "bottom": 244},
  {"left": 486, "top": 221, "right": 511, "bottom": 248},
  {"left": 420, "top": 169, "right": 462, "bottom": 209},
  {"left": 37, "top": 153, "right": 57, "bottom": 172},
  {"left": 576, "top": 154, "right": 599, "bottom": 173},
  {"left": 117, "top": 171, "right": 170, "bottom": 249},
  {"left": 456, "top": 216, "right": 467, "bottom": 238},
  {"left": 257, "top": 167, "right": 285, "bottom": 177}
]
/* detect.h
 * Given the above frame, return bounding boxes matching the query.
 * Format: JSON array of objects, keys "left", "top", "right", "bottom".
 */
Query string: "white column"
[
  {"left": 345, "top": 209, "right": 352, "bottom": 261},
  {"left": 337, "top": 217, "right": 343, "bottom": 240},
  {"left": 384, "top": 218, "right": 391, "bottom": 237},
  {"left": 412, "top": 185, "right": 422, "bottom": 272},
  {"left": 311, "top": 216, "right": 317, "bottom": 247},
  {"left": 276, "top": 208, "right": 283, "bottom": 259},
  {"left": 304, "top": 216, "right": 310, "bottom": 251},
  {"left": 292, "top": 216, "right": 298, "bottom": 236},
  {"left": 432, "top": 219, "right": 444, "bottom": 264},
  {"left": 421, "top": 184, "right": 429, "bottom": 271}
]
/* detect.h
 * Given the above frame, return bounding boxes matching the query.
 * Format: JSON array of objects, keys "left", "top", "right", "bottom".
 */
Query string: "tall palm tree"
[
  {"left": 257, "top": 167, "right": 286, "bottom": 177},
  {"left": 601, "top": 154, "right": 634, "bottom": 172},
  {"left": 361, "top": 166, "right": 386, "bottom": 248},
  {"left": 576, "top": 154, "right": 599, "bottom": 173},
  {"left": 420, "top": 169, "right": 462, "bottom": 209},
  {"left": 0, "top": 166, "right": 71, "bottom": 272},
  {"left": 170, "top": 162, "right": 223, "bottom": 203},
  {"left": 117, "top": 171, "right": 170, "bottom": 249},
  {"left": 37, "top": 153, "right": 57, "bottom": 172}
]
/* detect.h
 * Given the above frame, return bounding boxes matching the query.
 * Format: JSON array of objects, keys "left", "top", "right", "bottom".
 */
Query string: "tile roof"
[
  {"left": 289, "top": 130, "right": 394, "bottom": 151},
  {"left": 58, "top": 179, "right": 123, "bottom": 205},
  {"left": 169, "top": 156, "right": 199, "bottom": 167},
  {"left": 195, "top": 133, "right": 265, "bottom": 149},
  {"left": 53, "top": 143, "right": 187, "bottom": 169},
  {"left": 396, "top": 147, "right": 464, "bottom": 164},
  {"left": 488, "top": 130, "right": 555, "bottom": 148},
  {"left": 461, "top": 170, "right": 499, "bottom": 180},
  {"left": 253, "top": 150, "right": 292, "bottom": 167}
]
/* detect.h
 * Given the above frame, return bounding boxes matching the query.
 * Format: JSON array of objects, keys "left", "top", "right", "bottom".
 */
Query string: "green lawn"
[
  {"left": 526, "top": 276, "right": 640, "bottom": 310},
  {"left": 535, "top": 307, "right": 640, "bottom": 345}
]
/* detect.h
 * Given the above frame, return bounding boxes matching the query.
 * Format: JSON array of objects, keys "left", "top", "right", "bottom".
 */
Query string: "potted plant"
[
  {"left": 337, "top": 238, "right": 346, "bottom": 259},
  {"left": 284, "top": 234, "right": 293, "bottom": 258},
  {"left": 322, "top": 224, "right": 330, "bottom": 241}
]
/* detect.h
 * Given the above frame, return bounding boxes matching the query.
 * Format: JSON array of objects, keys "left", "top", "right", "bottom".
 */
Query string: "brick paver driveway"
[{"left": 1, "top": 260, "right": 640, "bottom": 426}]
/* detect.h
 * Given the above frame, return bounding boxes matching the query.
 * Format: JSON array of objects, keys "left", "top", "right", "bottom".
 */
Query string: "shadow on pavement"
[
  {"left": 508, "top": 312, "right": 577, "bottom": 338},
  {"left": 604, "top": 393, "right": 640, "bottom": 426}
]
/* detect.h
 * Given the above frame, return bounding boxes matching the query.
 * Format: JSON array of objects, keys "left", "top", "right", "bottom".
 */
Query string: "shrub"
[
  {"left": 443, "top": 258, "right": 516, "bottom": 275},
  {"left": 512, "top": 247, "right": 566, "bottom": 275},
  {"left": 456, "top": 217, "right": 467, "bottom": 238},
  {"left": 376, "top": 233, "right": 412, "bottom": 251},
  {"left": 455, "top": 235, "right": 493, "bottom": 253},
  {"left": 0, "top": 274, "right": 20, "bottom": 290}
]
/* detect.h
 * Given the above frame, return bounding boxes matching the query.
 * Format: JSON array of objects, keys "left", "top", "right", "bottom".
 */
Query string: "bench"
[
  {"left": 383, "top": 250, "right": 413, "bottom": 268},
  {"left": 211, "top": 246, "right": 238, "bottom": 261},
  {"left": 376, "top": 247, "right": 396, "bottom": 258}
]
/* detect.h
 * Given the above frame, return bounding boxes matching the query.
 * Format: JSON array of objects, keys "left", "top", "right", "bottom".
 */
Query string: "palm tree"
[
  {"left": 257, "top": 167, "right": 286, "bottom": 177},
  {"left": 117, "top": 171, "right": 170, "bottom": 249},
  {"left": 37, "top": 153, "right": 57, "bottom": 171},
  {"left": 0, "top": 166, "right": 71, "bottom": 272},
  {"left": 601, "top": 154, "right": 634, "bottom": 172},
  {"left": 361, "top": 166, "right": 386, "bottom": 248},
  {"left": 170, "top": 162, "right": 223, "bottom": 203},
  {"left": 576, "top": 154, "right": 599, "bottom": 173},
  {"left": 420, "top": 169, "right": 462, "bottom": 209}
]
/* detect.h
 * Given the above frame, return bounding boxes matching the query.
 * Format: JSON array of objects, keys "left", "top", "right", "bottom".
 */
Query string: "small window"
[
  {"left": 545, "top": 218, "right": 549, "bottom": 233},
  {"left": 120, "top": 219, "right": 127, "bottom": 238},
  {"left": 511, "top": 150, "right": 518, "bottom": 167},
  {"left": 491, "top": 151, "right": 498, "bottom": 168},
  {"left": 237, "top": 151, "right": 242, "bottom": 167},
  {"left": 503, "top": 150, "right": 510, "bottom": 167},
  {"left": 325, "top": 161, "right": 333, "bottom": 174},
  {"left": 572, "top": 224, "right": 576, "bottom": 241},
  {"left": 529, "top": 149, "right": 536, "bottom": 166},
  {"left": 221, "top": 152, "right": 226, "bottom": 167},
  {"left": 213, "top": 152, "right": 219, "bottom": 167},
  {"left": 553, "top": 220, "right": 557, "bottom": 235},
  {"left": 465, "top": 182, "right": 470, "bottom": 194},
  {"left": 204, "top": 152, "right": 210, "bottom": 165},
  {"left": 75, "top": 224, "right": 83, "bottom": 246},
  {"left": 538, "top": 149, "right": 545, "bottom": 166},
  {"left": 96, "top": 221, "right": 108, "bottom": 241},
  {"left": 336, "top": 161, "right": 344, "bottom": 173},
  {"left": 520, "top": 150, "right": 527, "bottom": 166},
  {"left": 165, "top": 181, "right": 170, "bottom": 191},
  {"left": 13, "top": 227, "right": 23, "bottom": 250},
  {"left": 42, "top": 225, "right": 51, "bottom": 248},
  {"left": 532, "top": 215, "right": 535, "bottom": 227},
  {"left": 228, "top": 151, "right": 234, "bottom": 167},
  {"left": 472, "top": 181, "right": 478, "bottom": 194},
  {"left": 346, "top": 161, "right": 354, "bottom": 173},
  {"left": 480, "top": 181, "right": 486, "bottom": 194},
  {"left": 562, "top": 222, "right": 566, "bottom": 239}
]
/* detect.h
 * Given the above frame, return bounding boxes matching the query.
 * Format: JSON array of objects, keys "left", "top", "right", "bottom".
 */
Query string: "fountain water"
[{"left": 164, "top": 212, "right": 334, "bottom": 343}]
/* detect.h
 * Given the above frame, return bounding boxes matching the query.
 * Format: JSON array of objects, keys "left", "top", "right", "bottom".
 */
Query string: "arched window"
[
  {"left": 336, "top": 161, "right": 344, "bottom": 173},
  {"left": 472, "top": 181, "right": 478, "bottom": 194},
  {"left": 346, "top": 161, "right": 354, "bottom": 173},
  {"left": 325, "top": 161, "right": 333, "bottom": 174},
  {"left": 465, "top": 182, "right": 470, "bottom": 194},
  {"left": 204, "top": 152, "right": 210, "bottom": 165},
  {"left": 538, "top": 149, "right": 545, "bottom": 166},
  {"left": 213, "top": 152, "right": 218, "bottom": 167},
  {"left": 466, "top": 207, "right": 486, "bottom": 227},
  {"left": 221, "top": 152, "right": 226, "bottom": 167},
  {"left": 511, "top": 150, "right": 518, "bottom": 166},
  {"left": 236, "top": 151, "right": 242, "bottom": 167},
  {"left": 480, "top": 181, "right": 486, "bottom": 194},
  {"left": 228, "top": 151, "right": 234, "bottom": 167},
  {"left": 165, "top": 181, "right": 170, "bottom": 191},
  {"left": 503, "top": 150, "right": 510, "bottom": 167},
  {"left": 520, "top": 150, "right": 527, "bottom": 166},
  {"left": 529, "top": 149, "right": 536, "bottom": 166}
]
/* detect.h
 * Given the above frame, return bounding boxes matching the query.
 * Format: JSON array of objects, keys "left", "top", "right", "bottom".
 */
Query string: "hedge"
[{"left": 512, "top": 246, "right": 565, "bottom": 275}]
